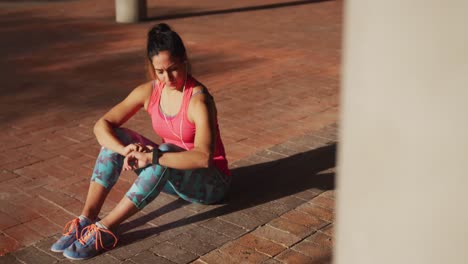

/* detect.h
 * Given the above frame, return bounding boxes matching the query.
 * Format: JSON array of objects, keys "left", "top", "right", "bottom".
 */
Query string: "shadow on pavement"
[
  {"left": 118, "top": 142, "right": 336, "bottom": 245},
  {"left": 146, "top": 0, "right": 331, "bottom": 21},
  {"left": 0, "top": 10, "right": 266, "bottom": 125}
]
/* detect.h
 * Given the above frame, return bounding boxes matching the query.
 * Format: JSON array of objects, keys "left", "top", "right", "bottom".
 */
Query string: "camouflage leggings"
[{"left": 90, "top": 128, "right": 231, "bottom": 209}]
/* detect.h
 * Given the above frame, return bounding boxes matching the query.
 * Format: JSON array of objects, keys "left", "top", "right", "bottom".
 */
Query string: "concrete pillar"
[
  {"left": 115, "top": 0, "right": 147, "bottom": 23},
  {"left": 336, "top": 0, "right": 468, "bottom": 263}
]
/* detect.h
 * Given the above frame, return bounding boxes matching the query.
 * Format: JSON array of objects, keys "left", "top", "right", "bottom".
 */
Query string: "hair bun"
[
  {"left": 154, "top": 23, "right": 171, "bottom": 34},
  {"left": 148, "top": 23, "right": 172, "bottom": 40}
]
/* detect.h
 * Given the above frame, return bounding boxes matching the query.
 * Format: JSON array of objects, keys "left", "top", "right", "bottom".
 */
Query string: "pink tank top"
[{"left": 146, "top": 76, "right": 230, "bottom": 176}]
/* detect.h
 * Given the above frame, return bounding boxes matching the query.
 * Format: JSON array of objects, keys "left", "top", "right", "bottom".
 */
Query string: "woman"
[{"left": 50, "top": 23, "right": 231, "bottom": 260}]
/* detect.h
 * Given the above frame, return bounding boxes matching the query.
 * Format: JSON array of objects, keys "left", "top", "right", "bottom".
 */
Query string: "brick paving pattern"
[{"left": 0, "top": 0, "right": 341, "bottom": 263}]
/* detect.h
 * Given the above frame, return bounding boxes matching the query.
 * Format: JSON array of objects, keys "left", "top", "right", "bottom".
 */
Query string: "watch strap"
[{"left": 152, "top": 149, "right": 160, "bottom": 165}]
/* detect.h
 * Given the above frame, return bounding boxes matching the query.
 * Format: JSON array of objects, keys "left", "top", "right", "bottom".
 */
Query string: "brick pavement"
[{"left": 0, "top": 0, "right": 341, "bottom": 263}]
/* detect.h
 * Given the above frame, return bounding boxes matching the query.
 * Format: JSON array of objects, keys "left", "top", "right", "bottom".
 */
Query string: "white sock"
[
  {"left": 79, "top": 215, "right": 92, "bottom": 223},
  {"left": 96, "top": 221, "right": 109, "bottom": 230}
]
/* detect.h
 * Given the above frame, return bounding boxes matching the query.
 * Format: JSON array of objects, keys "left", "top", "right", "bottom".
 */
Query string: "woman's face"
[{"left": 151, "top": 50, "right": 186, "bottom": 90}]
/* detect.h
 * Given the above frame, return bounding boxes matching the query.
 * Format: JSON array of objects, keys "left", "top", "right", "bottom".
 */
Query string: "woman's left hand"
[{"left": 123, "top": 150, "right": 153, "bottom": 171}]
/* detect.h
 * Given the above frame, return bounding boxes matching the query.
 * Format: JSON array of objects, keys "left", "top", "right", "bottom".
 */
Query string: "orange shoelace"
[
  {"left": 78, "top": 224, "right": 118, "bottom": 251},
  {"left": 62, "top": 218, "right": 81, "bottom": 240}
]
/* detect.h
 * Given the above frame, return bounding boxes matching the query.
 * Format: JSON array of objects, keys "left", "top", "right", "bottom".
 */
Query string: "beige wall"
[{"left": 336, "top": 0, "right": 468, "bottom": 263}]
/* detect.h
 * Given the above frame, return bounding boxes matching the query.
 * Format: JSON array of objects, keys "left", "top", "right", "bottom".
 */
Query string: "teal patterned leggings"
[{"left": 90, "top": 128, "right": 231, "bottom": 209}]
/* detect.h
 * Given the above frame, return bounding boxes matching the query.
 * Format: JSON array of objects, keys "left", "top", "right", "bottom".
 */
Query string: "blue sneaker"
[
  {"left": 63, "top": 223, "right": 118, "bottom": 260},
  {"left": 50, "top": 216, "right": 93, "bottom": 253}
]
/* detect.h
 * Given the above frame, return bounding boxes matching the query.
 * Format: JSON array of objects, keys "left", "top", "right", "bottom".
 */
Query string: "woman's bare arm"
[{"left": 94, "top": 82, "right": 152, "bottom": 155}]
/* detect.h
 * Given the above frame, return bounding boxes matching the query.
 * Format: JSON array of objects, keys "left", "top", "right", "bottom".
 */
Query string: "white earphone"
[{"left": 161, "top": 61, "right": 189, "bottom": 150}]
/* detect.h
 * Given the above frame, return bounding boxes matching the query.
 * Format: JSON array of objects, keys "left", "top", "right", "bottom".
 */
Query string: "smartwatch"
[{"left": 152, "top": 149, "right": 161, "bottom": 165}]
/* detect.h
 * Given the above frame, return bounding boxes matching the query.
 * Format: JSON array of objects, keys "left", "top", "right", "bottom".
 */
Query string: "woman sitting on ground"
[{"left": 50, "top": 22, "right": 231, "bottom": 260}]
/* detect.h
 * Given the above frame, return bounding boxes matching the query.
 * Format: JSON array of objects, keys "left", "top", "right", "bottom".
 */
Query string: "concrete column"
[
  {"left": 115, "top": 0, "right": 147, "bottom": 23},
  {"left": 336, "top": 0, "right": 468, "bottom": 264}
]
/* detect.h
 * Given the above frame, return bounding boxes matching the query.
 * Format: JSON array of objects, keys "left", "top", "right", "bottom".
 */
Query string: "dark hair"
[{"left": 147, "top": 23, "right": 187, "bottom": 62}]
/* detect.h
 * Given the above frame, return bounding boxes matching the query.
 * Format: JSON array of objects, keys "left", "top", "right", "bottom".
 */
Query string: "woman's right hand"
[
  {"left": 123, "top": 150, "right": 153, "bottom": 171},
  {"left": 121, "top": 143, "right": 151, "bottom": 156}
]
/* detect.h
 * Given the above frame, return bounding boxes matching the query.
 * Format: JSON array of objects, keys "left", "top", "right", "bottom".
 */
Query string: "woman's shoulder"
[
  {"left": 188, "top": 78, "right": 215, "bottom": 114},
  {"left": 189, "top": 77, "right": 210, "bottom": 97},
  {"left": 187, "top": 77, "right": 218, "bottom": 122},
  {"left": 130, "top": 80, "right": 157, "bottom": 100},
  {"left": 131, "top": 80, "right": 156, "bottom": 110},
  {"left": 135, "top": 80, "right": 154, "bottom": 93}
]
